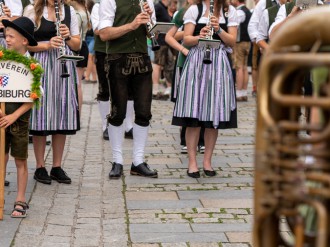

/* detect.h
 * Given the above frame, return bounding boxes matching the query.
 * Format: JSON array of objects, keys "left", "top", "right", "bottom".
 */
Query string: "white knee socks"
[
  {"left": 132, "top": 123, "right": 149, "bottom": 166},
  {"left": 125, "top": 100, "right": 134, "bottom": 132},
  {"left": 98, "top": 101, "right": 110, "bottom": 131},
  {"left": 108, "top": 124, "right": 124, "bottom": 164}
]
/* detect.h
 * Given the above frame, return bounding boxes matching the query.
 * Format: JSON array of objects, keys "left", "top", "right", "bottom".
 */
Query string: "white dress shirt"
[
  {"left": 5, "top": 0, "right": 23, "bottom": 17},
  {"left": 248, "top": 0, "right": 279, "bottom": 42},
  {"left": 256, "top": 8, "right": 270, "bottom": 43},
  {"left": 268, "top": 4, "right": 286, "bottom": 35},
  {"left": 91, "top": 3, "right": 100, "bottom": 31},
  {"left": 268, "top": 0, "right": 323, "bottom": 36},
  {"left": 98, "top": 0, "right": 156, "bottom": 31}
]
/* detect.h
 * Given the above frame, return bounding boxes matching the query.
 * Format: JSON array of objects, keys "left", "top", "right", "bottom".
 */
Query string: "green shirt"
[{"left": 172, "top": 7, "right": 189, "bottom": 68}]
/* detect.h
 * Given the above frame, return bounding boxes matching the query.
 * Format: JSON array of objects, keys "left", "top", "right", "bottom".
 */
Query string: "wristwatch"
[
  {"left": 215, "top": 28, "right": 223, "bottom": 35},
  {"left": 65, "top": 36, "right": 71, "bottom": 41}
]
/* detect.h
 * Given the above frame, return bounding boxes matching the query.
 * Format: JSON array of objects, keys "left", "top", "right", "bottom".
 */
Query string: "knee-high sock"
[
  {"left": 98, "top": 100, "right": 110, "bottom": 131},
  {"left": 108, "top": 124, "right": 124, "bottom": 164},
  {"left": 133, "top": 123, "right": 149, "bottom": 166},
  {"left": 125, "top": 100, "right": 134, "bottom": 132}
]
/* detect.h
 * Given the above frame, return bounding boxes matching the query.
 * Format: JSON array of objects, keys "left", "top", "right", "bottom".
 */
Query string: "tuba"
[{"left": 254, "top": 7, "right": 330, "bottom": 247}]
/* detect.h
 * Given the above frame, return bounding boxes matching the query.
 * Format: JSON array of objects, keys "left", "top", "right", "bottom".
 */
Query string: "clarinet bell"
[
  {"left": 151, "top": 37, "right": 160, "bottom": 51},
  {"left": 203, "top": 47, "right": 212, "bottom": 64},
  {"left": 60, "top": 62, "right": 70, "bottom": 78}
]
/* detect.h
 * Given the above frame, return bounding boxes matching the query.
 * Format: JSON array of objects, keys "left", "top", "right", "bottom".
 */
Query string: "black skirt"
[
  {"left": 76, "top": 41, "right": 89, "bottom": 68},
  {"left": 172, "top": 108, "right": 237, "bottom": 129}
]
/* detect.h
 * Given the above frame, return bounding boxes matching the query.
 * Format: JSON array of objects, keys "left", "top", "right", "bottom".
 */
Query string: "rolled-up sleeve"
[
  {"left": 256, "top": 10, "right": 269, "bottom": 43},
  {"left": 248, "top": 0, "right": 266, "bottom": 42},
  {"left": 91, "top": 4, "right": 99, "bottom": 31},
  {"left": 10, "top": 1, "right": 23, "bottom": 17},
  {"left": 268, "top": 5, "right": 286, "bottom": 36},
  {"left": 99, "top": 0, "right": 116, "bottom": 30}
]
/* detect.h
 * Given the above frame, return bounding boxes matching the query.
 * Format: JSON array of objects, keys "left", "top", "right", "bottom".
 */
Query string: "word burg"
[{"left": 0, "top": 90, "right": 31, "bottom": 98}]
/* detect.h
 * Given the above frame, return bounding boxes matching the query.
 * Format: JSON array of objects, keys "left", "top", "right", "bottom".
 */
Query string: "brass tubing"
[
  {"left": 306, "top": 172, "right": 330, "bottom": 186},
  {"left": 272, "top": 67, "right": 330, "bottom": 108},
  {"left": 294, "top": 216, "right": 305, "bottom": 247},
  {"left": 305, "top": 200, "right": 328, "bottom": 247}
]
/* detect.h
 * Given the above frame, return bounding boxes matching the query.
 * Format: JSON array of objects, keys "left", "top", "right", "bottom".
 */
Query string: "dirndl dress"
[
  {"left": 0, "top": 37, "right": 6, "bottom": 47},
  {"left": 172, "top": 44, "right": 237, "bottom": 129},
  {"left": 29, "top": 45, "right": 80, "bottom": 136}
]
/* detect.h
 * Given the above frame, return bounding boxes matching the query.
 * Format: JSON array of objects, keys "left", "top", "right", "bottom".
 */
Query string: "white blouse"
[
  {"left": 24, "top": 4, "right": 80, "bottom": 36},
  {"left": 183, "top": 2, "right": 238, "bottom": 27}
]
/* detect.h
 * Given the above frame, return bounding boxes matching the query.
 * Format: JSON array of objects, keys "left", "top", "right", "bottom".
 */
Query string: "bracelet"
[
  {"left": 65, "top": 36, "right": 71, "bottom": 41},
  {"left": 215, "top": 28, "right": 223, "bottom": 35},
  {"left": 180, "top": 47, "right": 185, "bottom": 53}
]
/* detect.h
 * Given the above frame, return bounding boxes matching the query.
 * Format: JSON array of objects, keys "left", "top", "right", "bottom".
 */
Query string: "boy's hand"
[{"left": 0, "top": 114, "right": 18, "bottom": 128}]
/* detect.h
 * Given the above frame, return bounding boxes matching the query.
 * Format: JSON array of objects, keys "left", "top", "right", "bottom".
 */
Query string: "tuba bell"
[{"left": 254, "top": 7, "right": 330, "bottom": 247}]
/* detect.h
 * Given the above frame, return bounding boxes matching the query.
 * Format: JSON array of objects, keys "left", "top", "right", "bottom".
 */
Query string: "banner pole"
[{"left": 0, "top": 102, "right": 5, "bottom": 220}]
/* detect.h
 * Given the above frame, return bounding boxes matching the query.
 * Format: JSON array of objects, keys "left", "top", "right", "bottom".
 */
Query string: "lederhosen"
[{"left": 104, "top": 0, "right": 153, "bottom": 127}]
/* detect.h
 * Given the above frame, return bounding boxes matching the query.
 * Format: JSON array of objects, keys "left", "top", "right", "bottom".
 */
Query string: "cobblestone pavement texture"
[{"left": 0, "top": 80, "right": 256, "bottom": 247}]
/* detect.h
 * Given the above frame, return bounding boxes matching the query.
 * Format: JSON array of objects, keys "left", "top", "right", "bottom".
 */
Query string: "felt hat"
[{"left": 2, "top": 17, "right": 38, "bottom": 46}]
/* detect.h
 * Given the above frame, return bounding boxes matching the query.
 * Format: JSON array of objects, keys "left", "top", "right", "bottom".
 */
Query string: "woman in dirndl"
[
  {"left": 172, "top": 0, "right": 238, "bottom": 178},
  {"left": 24, "top": 0, "right": 81, "bottom": 184}
]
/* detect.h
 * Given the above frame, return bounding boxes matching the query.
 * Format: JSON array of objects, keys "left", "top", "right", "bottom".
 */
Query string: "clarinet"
[
  {"left": 203, "top": 0, "right": 214, "bottom": 64},
  {"left": 139, "top": 0, "right": 160, "bottom": 51},
  {"left": 54, "top": 0, "right": 69, "bottom": 78}
]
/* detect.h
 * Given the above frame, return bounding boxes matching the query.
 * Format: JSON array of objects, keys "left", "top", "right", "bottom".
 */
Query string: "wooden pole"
[{"left": 0, "top": 102, "right": 5, "bottom": 220}]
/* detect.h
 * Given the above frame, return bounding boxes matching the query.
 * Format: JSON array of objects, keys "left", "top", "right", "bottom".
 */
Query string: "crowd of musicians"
[{"left": 1, "top": 0, "right": 329, "bottom": 217}]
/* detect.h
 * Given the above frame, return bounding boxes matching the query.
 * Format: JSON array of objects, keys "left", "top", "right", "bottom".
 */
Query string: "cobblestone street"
[{"left": 0, "top": 80, "right": 256, "bottom": 247}]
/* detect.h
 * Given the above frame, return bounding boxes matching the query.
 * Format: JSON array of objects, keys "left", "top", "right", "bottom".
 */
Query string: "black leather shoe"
[
  {"left": 34, "top": 167, "right": 52, "bottom": 184},
  {"left": 124, "top": 128, "right": 133, "bottom": 139},
  {"left": 203, "top": 169, "right": 216, "bottom": 177},
  {"left": 130, "top": 163, "right": 158, "bottom": 178},
  {"left": 50, "top": 167, "right": 71, "bottom": 184},
  {"left": 103, "top": 129, "right": 109, "bottom": 140},
  {"left": 109, "top": 162, "right": 123, "bottom": 179},
  {"left": 187, "top": 170, "right": 200, "bottom": 178},
  {"left": 4, "top": 180, "right": 9, "bottom": 186}
]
